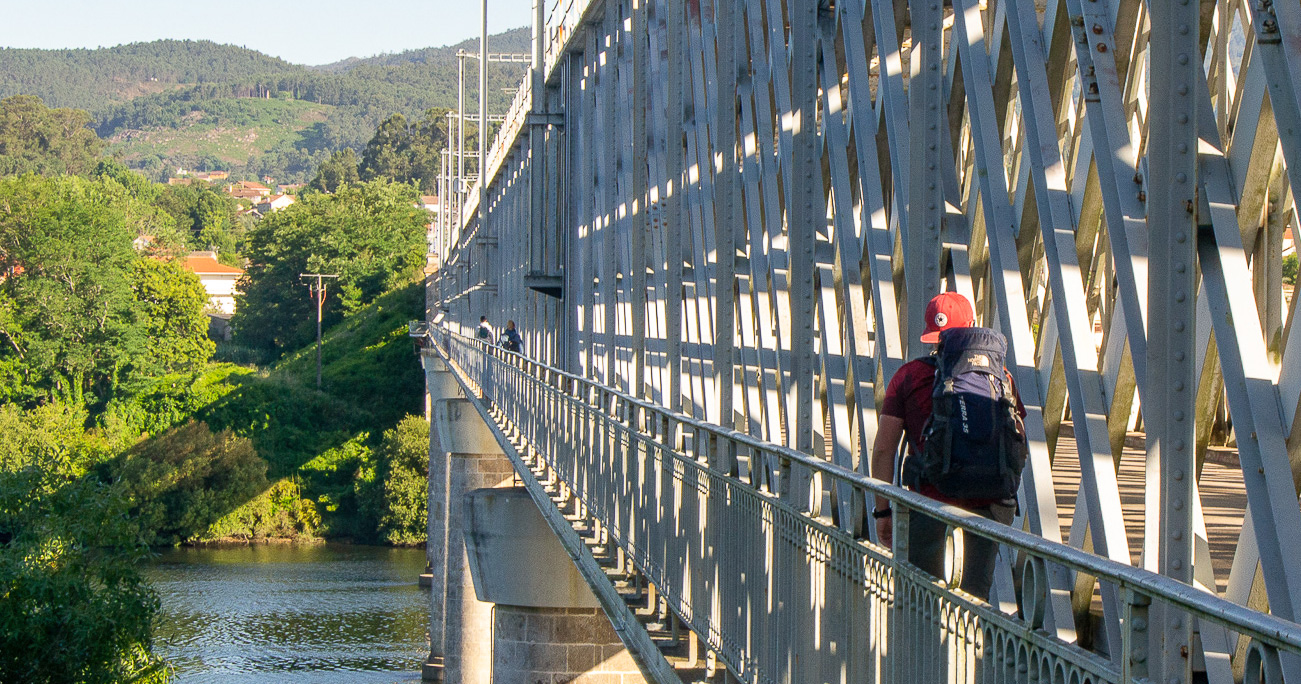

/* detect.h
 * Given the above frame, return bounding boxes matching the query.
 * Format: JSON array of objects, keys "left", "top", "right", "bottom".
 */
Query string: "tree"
[
  {"left": 231, "top": 180, "right": 427, "bottom": 356},
  {"left": 0, "top": 175, "right": 144, "bottom": 406},
  {"left": 131, "top": 259, "right": 214, "bottom": 376},
  {"left": 307, "top": 148, "right": 360, "bottom": 194},
  {"left": 373, "top": 415, "right": 430, "bottom": 545},
  {"left": 154, "top": 183, "right": 242, "bottom": 259},
  {"left": 0, "top": 95, "right": 105, "bottom": 177},
  {"left": 0, "top": 404, "right": 170, "bottom": 684},
  {"left": 110, "top": 421, "right": 268, "bottom": 544},
  {"left": 359, "top": 109, "right": 451, "bottom": 193}
]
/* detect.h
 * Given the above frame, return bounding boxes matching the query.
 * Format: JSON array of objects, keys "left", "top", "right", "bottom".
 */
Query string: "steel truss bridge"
[{"left": 421, "top": 0, "right": 1301, "bottom": 679}]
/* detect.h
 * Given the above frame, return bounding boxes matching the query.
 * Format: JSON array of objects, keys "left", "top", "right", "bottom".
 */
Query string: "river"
[{"left": 145, "top": 544, "right": 429, "bottom": 684}]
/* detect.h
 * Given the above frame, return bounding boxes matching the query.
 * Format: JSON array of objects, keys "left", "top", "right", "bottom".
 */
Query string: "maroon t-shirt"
[{"left": 881, "top": 356, "right": 1026, "bottom": 506}]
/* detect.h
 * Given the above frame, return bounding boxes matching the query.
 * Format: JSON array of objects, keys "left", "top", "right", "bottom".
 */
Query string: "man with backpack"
[
  {"left": 870, "top": 292, "right": 1028, "bottom": 599},
  {"left": 476, "top": 316, "right": 494, "bottom": 342}
]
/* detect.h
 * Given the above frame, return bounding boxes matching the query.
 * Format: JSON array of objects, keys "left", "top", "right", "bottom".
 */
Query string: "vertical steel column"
[
  {"left": 631, "top": 0, "right": 649, "bottom": 400},
  {"left": 712, "top": 0, "right": 738, "bottom": 466},
  {"left": 905, "top": 0, "right": 944, "bottom": 357},
  {"left": 665, "top": 0, "right": 685, "bottom": 414},
  {"left": 479, "top": 0, "right": 488, "bottom": 242},
  {"left": 786, "top": 0, "right": 819, "bottom": 458},
  {"left": 1147, "top": 0, "right": 1198, "bottom": 676},
  {"left": 529, "top": 0, "right": 547, "bottom": 282}
]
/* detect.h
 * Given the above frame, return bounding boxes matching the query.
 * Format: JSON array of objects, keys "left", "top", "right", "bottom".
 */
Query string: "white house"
[
  {"left": 180, "top": 251, "right": 244, "bottom": 315},
  {"left": 257, "top": 193, "right": 296, "bottom": 213}
]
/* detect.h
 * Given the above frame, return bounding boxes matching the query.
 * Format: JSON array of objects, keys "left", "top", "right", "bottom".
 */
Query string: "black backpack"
[
  {"left": 476, "top": 325, "right": 490, "bottom": 340},
  {"left": 906, "top": 327, "right": 1028, "bottom": 500}
]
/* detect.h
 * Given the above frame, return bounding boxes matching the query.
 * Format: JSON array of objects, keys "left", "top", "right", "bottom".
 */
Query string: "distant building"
[
  {"left": 180, "top": 251, "right": 243, "bottom": 315},
  {"left": 227, "top": 187, "right": 266, "bottom": 203},
  {"left": 233, "top": 180, "right": 272, "bottom": 198},
  {"left": 256, "top": 194, "right": 295, "bottom": 213},
  {"left": 168, "top": 177, "right": 192, "bottom": 186},
  {"left": 421, "top": 195, "right": 441, "bottom": 213},
  {"left": 277, "top": 183, "right": 305, "bottom": 194},
  {"left": 192, "top": 170, "right": 229, "bottom": 182},
  {"left": 132, "top": 234, "right": 155, "bottom": 251}
]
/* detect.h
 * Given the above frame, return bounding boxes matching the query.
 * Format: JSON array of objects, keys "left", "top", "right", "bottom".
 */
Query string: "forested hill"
[
  {"left": 0, "top": 40, "right": 298, "bottom": 111},
  {"left": 0, "top": 29, "right": 529, "bottom": 183},
  {"left": 311, "top": 31, "right": 531, "bottom": 73}
]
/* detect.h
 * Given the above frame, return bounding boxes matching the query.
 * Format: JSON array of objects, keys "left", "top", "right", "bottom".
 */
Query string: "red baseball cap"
[{"left": 920, "top": 292, "right": 974, "bottom": 343}]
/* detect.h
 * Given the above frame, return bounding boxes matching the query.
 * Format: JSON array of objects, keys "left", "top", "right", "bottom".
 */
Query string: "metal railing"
[{"left": 433, "top": 329, "right": 1301, "bottom": 684}]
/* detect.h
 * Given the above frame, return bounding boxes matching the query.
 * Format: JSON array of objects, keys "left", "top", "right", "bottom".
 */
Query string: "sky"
[{"left": 0, "top": 0, "right": 535, "bottom": 66}]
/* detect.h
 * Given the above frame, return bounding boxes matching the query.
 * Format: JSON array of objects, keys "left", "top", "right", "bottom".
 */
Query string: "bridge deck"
[{"left": 1052, "top": 429, "right": 1245, "bottom": 593}]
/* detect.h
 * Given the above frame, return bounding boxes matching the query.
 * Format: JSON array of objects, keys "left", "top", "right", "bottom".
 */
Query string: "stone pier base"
[{"left": 492, "top": 606, "right": 645, "bottom": 684}]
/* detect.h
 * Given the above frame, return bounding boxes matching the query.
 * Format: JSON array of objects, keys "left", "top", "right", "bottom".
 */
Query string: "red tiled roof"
[{"left": 181, "top": 253, "right": 243, "bottom": 275}]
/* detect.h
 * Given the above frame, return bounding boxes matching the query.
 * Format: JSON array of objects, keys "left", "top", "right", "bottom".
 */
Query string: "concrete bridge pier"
[
  {"left": 421, "top": 352, "right": 465, "bottom": 681},
  {"left": 427, "top": 395, "right": 515, "bottom": 684},
  {"left": 464, "top": 488, "right": 648, "bottom": 684}
]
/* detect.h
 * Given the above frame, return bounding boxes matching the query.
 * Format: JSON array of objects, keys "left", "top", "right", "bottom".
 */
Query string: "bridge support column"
[
  {"left": 432, "top": 396, "right": 515, "bottom": 684},
  {"left": 464, "top": 487, "right": 648, "bottom": 684},
  {"left": 422, "top": 354, "right": 466, "bottom": 681}
]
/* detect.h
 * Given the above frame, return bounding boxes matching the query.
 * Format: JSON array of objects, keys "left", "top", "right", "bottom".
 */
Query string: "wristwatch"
[{"left": 871, "top": 507, "right": 893, "bottom": 519}]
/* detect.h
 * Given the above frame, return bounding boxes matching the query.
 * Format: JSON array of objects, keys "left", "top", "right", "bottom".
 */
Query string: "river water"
[{"left": 145, "top": 544, "right": 429, "bottom": 684}]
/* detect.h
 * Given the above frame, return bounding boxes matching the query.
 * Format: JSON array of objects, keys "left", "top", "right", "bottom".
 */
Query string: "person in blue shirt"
[{"left": 500, "top": 320, "right": 523, "bottom": 354}]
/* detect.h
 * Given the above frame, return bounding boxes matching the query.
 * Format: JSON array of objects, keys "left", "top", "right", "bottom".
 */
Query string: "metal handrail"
[{"left": 432, "top": 327, "right": 1301, "bottom": 682}]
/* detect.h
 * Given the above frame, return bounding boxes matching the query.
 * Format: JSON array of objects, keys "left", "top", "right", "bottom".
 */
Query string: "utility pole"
[{"left": 300, "top": 273, "right": 339, "bottom": 389}]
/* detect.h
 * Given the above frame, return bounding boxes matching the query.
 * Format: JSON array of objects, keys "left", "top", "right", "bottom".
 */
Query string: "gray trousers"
[{"left": 907, "top": 501, "right": 1015, "bottom": 600}]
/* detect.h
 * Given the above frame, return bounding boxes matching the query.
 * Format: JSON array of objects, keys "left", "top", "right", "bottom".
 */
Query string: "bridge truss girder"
[{"left": 431, "top": 0, "right": 1301, "bottom": 679}]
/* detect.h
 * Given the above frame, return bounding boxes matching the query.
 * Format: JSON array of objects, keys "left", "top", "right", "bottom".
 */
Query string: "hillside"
[
  {"left": 311, "top": 29, "right": 532, "bottom": 72},
  {"left": 0, "top": 30, "right": 530, "bottom": 183},
  {"left": 0, "top": 40, "right": 298, "bottom": 111}
]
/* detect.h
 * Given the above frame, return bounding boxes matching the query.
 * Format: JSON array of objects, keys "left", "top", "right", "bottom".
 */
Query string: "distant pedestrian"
[
  {"left": 500, "top": 320, "right": 523, "bottom": 354},
  {"left": 476, "top": 316, "right": 494, "bottom": 342}
]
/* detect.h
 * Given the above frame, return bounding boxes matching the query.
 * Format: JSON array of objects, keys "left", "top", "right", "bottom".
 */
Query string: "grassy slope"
[
  {"left": 107, "top": 98, "right": 333, "bottom": 166},
  {"left": 120, "top": 281, "right": 424, "bottom": 539}
]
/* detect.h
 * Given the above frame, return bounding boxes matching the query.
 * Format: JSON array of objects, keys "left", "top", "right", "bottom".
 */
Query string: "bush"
[
  {"left": 371, "top": 415, "right": 430, "bottom": 546},
  {"left": 200, "top": 478, "right": 321, "bottom": 542},
  {"left": 1284, "top": 253, "right": 1298, "bottom": 286},
  {"left": 110, "top": 421, "right": 269, "bottom": 545},
  {"left": 0, "top": 405, "right": 169, "bottom": 683}
]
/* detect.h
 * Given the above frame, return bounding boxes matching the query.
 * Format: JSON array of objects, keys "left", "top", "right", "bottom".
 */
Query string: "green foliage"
[
  {"left": 0, "top": 404, "right": 169, "bottom": 683},
  {"left": 359, "top": 109, "right": 453, "bottom": 192},
  {"left": 233, "top": 180, "right": 426, "bottom": 356},
  {"left": 0, "top": 95, "right": 105, "bottom": 177},
  {"left": 372, "top": 416, "right": 430, "bottom": 545},
  {"left": 1284, "top": 253, "right": 1298, "bottom": 285},
  {"left": 0, "top": 174, "right": 215, "bottom": 407},
  {"left": 153, "top": 182, "right": 244, "bottom": 257},
  {"left": 0, "top": 174, "right": 144, "bottom": 405},
  {"left": 131, "top": 259, "right": 215, "bottom": 375},
  {"left": 100, "top": 364, "right": 251, "bottom": 439},
  {"left": 308, "top": 148, "right": 360, "bottom": 193},
  {"left": 110, "top": 421, "right": 269, "bottom": 545},
  {"left": 102, "top": 282, "right": 423, "bottom": 542},
  {"left": 200, "top": 478, "right": 321, "bottom": 542}
]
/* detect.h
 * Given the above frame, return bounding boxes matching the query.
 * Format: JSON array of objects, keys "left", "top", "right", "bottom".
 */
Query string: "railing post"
[
  {"left": 1122, "top": 588, "right": 1151, "bottom": 683},
  {"left": 889, "top": 503, "right": 911, "bottom": 684}
]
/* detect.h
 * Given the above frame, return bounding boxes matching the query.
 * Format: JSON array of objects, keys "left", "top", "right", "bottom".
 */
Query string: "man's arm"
[{"left": 871, "top": 415, "right": 905, "bottom": 545}]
